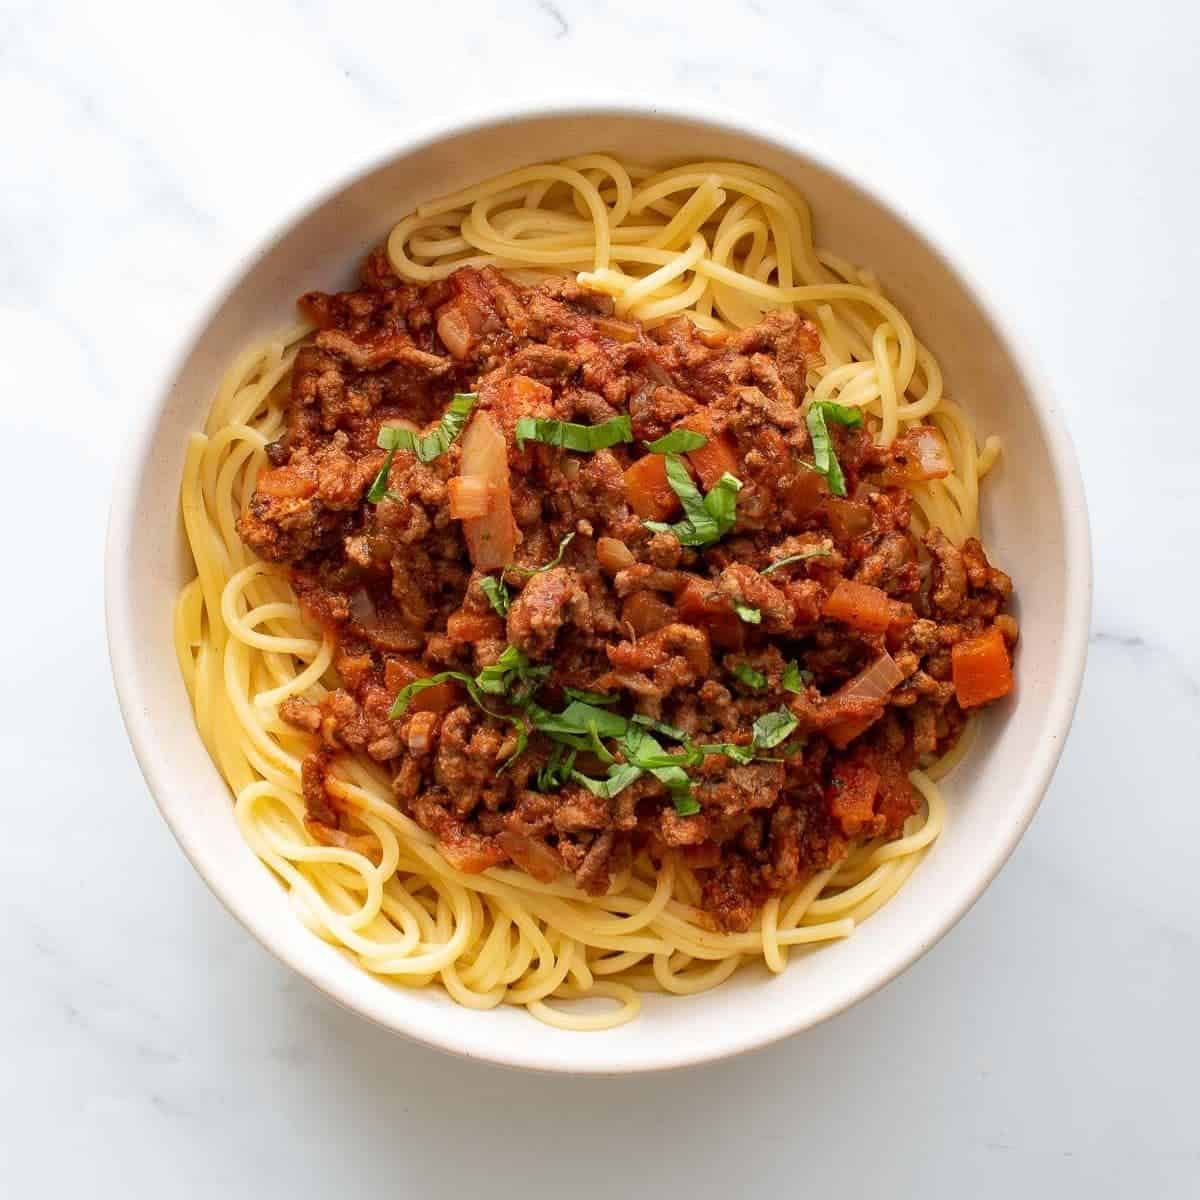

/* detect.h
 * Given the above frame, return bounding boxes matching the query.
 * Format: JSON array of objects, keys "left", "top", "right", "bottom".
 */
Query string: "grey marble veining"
[{"left": 2, "top": 1, "right": 1198, "bottom": 1195}]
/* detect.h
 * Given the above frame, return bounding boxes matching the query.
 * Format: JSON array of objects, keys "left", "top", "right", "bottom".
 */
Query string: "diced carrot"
[
  {"left": 622, "top": 591, "right": 676, "bottom": 637},
  {"left": 256, "top": 465, "right": 316, "bottom": 499},
  {"left": 384, "top": 657, "right": 459, "bottom": 714},
  {"left": 679, "top": 410, "right": 740, "bottom": 489},
  {"left": 458, "top": 411, "right": 517, "bottom": 570},
  {"left": 408, "top": 681, "right": 458, "bottom": 714},
  {"left": 334, "top": 651, "right": 374, "bottom": 692},
  {"left": 870, "top": 753, "right": 919, "bottom": 834},
  {"left": 597, "top": 536, "right": 636, "bottom": 573},
  {"left": 624, "top": 453, "right": 680, "bottom": 521},
  {"left": 675, "top": 577, "right": 744, "bottom": 649},
  {"left": 446, "top": 611, "right": 504, "bottom": 643},
  {"left": 447, "top": 475, "right": 491, "bottom": 520},
  {"left": 951, "top": 625, "right": 1014, "bottom": 708},
  {"left": 785, "top": 468, "right": 829, "bottom": 519},
  {"left": 828, "top": 764, "right": 881, "bottom": 837},
  {"left": 822, "top": 580, "right": 900, "bottom": 634},
  {"left": 824, "top": 711, "right": 881, "bottom": 750}
]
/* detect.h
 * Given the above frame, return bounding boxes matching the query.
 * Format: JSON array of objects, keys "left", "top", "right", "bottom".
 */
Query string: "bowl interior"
[{"left": 107, "top": 109, "right": 1088, "bottom": 1073}]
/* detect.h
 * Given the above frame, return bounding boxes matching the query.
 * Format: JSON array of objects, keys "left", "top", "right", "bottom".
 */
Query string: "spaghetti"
[{"left": 175, "top": 156, "right": 1003, "bottom": 1030}]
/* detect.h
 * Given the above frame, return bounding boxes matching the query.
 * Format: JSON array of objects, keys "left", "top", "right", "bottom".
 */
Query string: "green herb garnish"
[
  {"left": 623, "top": 725, "right": 697, "bottom": 814},
  {"left": 732, "top": 663, "right": 767, "bottom": 689},
  {"left": 515, "top": 415, "right": 633, "bottom": 452},
  {"left": 476, "top": 644, "right": 550, "bottom": 701},
  {"left": 761, "top": 547, "right": 834, "bottom": 575},
  {"left": 630, "top": 713, "right": 691, "bottom": 741},
  {"left": 781, "top": 661, "right": 813, "bottom": 694},
  {"left": 536, "top": 744, "right": 577, "bottom": 792},
  {"left": 479, "top": 576, "right": 510, "bottom": 617},
  {"left": 751, "top": 708, "right": 800, "bottom": 750},
  {"left": 805, "top": 400, "right": 863, "bottom": 498},
  {"left": 571, "top": 763, "right": 644, "bottom": 799},
  {"left": 644, "top": 429, "right": 708, "bottom": 454},
  {"left": 642, "top": 453, "right": 742, "bottom": 547},
  {"left": 563, "top": 687, "right": 618, "bottom": 706},
  {"left": 733, "top": 601, "right": 761, "bottom": 625}
]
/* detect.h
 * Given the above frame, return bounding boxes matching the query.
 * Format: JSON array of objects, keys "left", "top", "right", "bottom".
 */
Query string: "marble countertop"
[{"left": 3, "top": 1, "right": 1197, "bottom": 1195}]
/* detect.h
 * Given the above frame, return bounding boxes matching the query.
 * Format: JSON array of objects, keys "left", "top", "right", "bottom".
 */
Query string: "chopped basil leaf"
[
  {"left": 377, "top": 392, "right": 477, "bottom": 465},
  {"left": 752, "top": 708, "right": 800, "bottom": 749},
  {"left": 631, "top": 713, "right": 690, "bottom": 742},
  {"left": 816, "top": 401, "right": 864, "bottom": 428},
  {"left": 733, "top": 601, "right": 761, "bottom": 625},
  {"left": 585, "top": 721, "right": 617, "bottom": 764},
  {"left": 623, "top": 726, "right": 696, "bottom": 814},
  {"left": 537, "top": 744, "right": 577, "bottom": 792},
  {"left": 367, "top": 448, "right": 397, "bottom": 503},
  {"left": 558, "top": 701, "right": 628, "bottom": 739},
  {"left": 732, "top": 663, "right": 767, "bottom": 689},
  {"left": 515, "top": 415, "right": 633, "bottom": 452},
  {"left": 475, "top": 644, "right": 550, "bottom": 699},
  {"left": 702, "top": 472, "right": 742, "bottom": 534},
  {"left": 761, "top": 548, "right": 834, "bottom": 575},
  {"left": 622, "top": 731, "right": 703, "bottom": 770},
  {"left": 642, "top": 454, "right": 742, "bottom": 547},
  {"left": 562, "top": 687, "right": 618, "bottom": 706},
  {"left": 511, "top": 532, "right": 575, "bottom": 576},
  {"left": 528, "top": 699, "right": 629, "bottom": 748},
  {"left": 657, "top": 453, "right": 715, "bottom": 539},
  {"left": 699, "top": 741, "right": 755, "bottom": 764},
  {"left": 497, "top": 716, "right": 530, "bottom": 773},
  {"left": 781, "top": 660, "right": 813, "bottom": 694},
  {"left": 571, "top": 763, "right": 643, "bottom": 799},
  {"left": 644, "top": 429, "right": 708, "bottom": 454},
  {"left": 479, "top": 575, "right": 510, "bottom": 616},
  {"left": 805, "top": 400, "right": 862, "bottom": 498}
]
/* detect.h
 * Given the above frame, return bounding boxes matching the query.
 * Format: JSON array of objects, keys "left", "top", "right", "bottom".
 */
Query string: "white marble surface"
[{"left": 2, "top": 0, "right": 1198, "bottom": 1194}]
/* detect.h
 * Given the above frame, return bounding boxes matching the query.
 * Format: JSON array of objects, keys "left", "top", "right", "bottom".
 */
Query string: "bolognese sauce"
[{"left": 239, "top": 257, "right": 1015, "bottom": 933}]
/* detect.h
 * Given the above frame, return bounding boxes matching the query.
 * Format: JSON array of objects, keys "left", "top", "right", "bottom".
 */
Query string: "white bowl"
[{"left": 106, "top": 102, "right": 1091, "bottom": 1074}]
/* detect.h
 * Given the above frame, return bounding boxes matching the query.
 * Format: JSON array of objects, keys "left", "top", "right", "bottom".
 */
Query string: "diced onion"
[
  {"left": 835, "top": 651, "right": 904, "bottom": 704},
  {"left": 459, "top": 411, "right": 517, "bottom": 570},
  {"left": 437, "top": 308, "right": 473, "bottom": 360},
  {"left": 496, "top": 832, "right": 562, "bottom": 883},
  {"left": 902, "top": 426, "right": 952, "bottom": 480}
]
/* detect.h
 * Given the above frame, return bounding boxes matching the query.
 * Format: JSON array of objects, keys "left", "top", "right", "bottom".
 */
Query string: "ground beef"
[
  {"left": 506, "top": 567, "right": 592, "bottom": 659},
  {"left": 251, "top": 260, "right": 1018, "bottom": 930}
]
